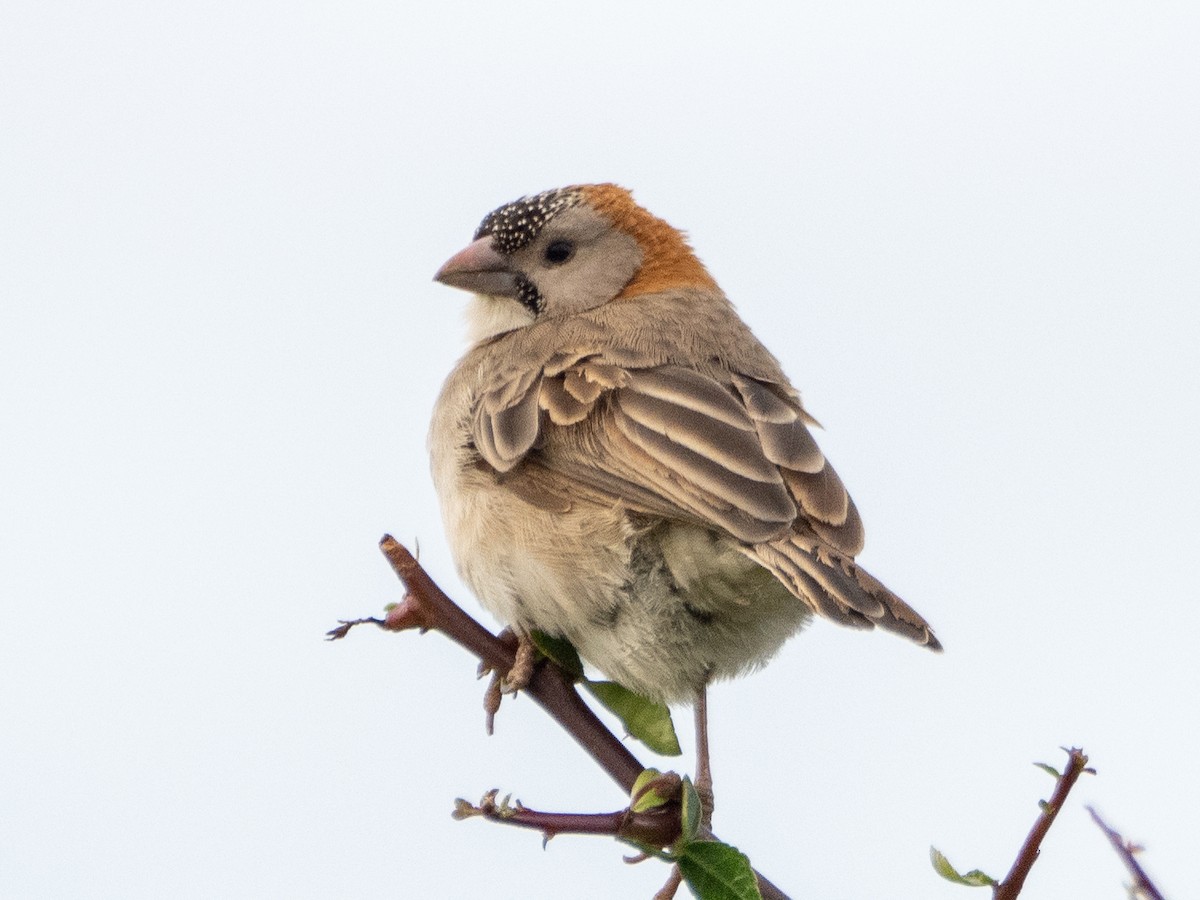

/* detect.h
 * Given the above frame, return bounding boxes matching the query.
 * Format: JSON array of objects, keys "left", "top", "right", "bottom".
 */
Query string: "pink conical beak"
[{"left": 433, "top": 237, "right": 520, "bottom": 298}]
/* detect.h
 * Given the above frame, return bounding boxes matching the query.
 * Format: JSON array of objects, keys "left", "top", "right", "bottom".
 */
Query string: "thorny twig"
[
  {"left": 330, "top": 534, "right": 790, "bottom": 900},
  {"left": 1087, "top": 807, "right": 1167, "bottom": 900},
  {"left": 452, "top": 789, "right": 682, "bottom": 849},
  {"left": 993, "top": 748, "right": 1094, "bottom": 900}
]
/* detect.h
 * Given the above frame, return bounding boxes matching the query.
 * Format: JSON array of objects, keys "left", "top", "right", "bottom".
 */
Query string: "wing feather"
[
  {"left": 474, "top": 361, "right": 862, "bottom": 567},
  {"left": 612, "top": 405, "right": 797, "bottom": 526},
  {"left": 476, "top": 375, "right": 542, "bottom": 471},
  {"left": 540, "top": 376, "right": 591, "bottom": 425},
  {"left": 731, "top": 375, "right": 826, "bottom": 473},
  {"left": 617, "top": 389, "right": 781, "bottom": 482},
  {"left": 625, "top": 368, "right": 754, "bottom": 428}
]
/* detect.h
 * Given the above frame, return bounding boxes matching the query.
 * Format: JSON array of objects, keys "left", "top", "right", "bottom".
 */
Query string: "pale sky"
[{"left": 3, "top": 2, "right": 1198, "bottom": 898}]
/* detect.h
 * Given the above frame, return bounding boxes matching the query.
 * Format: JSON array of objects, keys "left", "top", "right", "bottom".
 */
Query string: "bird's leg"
[
  {"left": 694, "top": 682, "right": 715, "bottom": 827},
  {"left": 653, "top": 690, "right": 713, "bottom": 900}
]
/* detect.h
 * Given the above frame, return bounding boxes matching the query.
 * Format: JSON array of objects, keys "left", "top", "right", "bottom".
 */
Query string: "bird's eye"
[{"left": 543, "top": 240, "right": 575, "bottom": 265}]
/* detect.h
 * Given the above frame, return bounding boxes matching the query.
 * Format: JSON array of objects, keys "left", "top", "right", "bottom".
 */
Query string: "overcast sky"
[{"left": 3, "top": 2, "right": 1198, "bottom": 898}]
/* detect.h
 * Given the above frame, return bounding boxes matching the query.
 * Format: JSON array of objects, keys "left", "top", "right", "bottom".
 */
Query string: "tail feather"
[
  {"left": 754, "top": 542, "right": 874, "bottom": 630},
  {"left": 754, "top": 535, "right": 941, "bottom": 651}
]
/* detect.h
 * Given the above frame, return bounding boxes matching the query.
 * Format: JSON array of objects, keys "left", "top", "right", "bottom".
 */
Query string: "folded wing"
[{"left": 471, "top": 356, "right": 938, "bottom": 649}]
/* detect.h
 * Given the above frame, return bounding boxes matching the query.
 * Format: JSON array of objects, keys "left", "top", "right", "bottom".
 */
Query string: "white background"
[{"left": 3, "top": 2, "right": 1198, "bottom": 898}]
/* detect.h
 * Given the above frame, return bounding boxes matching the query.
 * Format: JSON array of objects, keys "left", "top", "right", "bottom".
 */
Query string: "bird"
[{"left": 428, "top": 183, "right": 939, "bottom": 812}]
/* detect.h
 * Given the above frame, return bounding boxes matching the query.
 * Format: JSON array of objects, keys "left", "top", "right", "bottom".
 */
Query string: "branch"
[
  {"left": 993, "top": 748, "right": 1092, "bottom": 900},
  {"left": 1087, "top": 807, "right": 1166, "bottom": 900},
  {"left": 378, "top": 535, "right": 644, "bottom": 788},
  {"left": 330, "top": 535, "right": 790, "bottom": 900},
  {"left": 453, "top": 788, "right": 682, "bottom": 849}
]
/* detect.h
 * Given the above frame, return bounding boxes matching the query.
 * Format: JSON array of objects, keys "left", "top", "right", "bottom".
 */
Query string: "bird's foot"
[
  {"left": 481, "top": 669, "right": 503, "bottom": 735},
  {"left": 478, "top": 629, "right": 538, "bottom": 734},
  {"left": 504, "top": 631, "right": 537, "bottom": 693}
]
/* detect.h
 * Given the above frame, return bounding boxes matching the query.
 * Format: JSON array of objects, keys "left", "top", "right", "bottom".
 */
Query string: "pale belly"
[{"left": 440, "top": 464, "right": 810, "bottom": 703}]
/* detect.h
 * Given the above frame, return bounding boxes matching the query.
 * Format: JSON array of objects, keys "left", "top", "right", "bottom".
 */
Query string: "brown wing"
[{"left": 473, "top": 358, "right": 864, "bottom": 553}]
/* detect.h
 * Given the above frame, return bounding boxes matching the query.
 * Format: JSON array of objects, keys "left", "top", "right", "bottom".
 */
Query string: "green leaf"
[
  {"left": 584, "top": 680, "right": 682, "bottom": 756},
  {"left": 1032, "top": 762, "right": 1061, "bottom": 779},
  {"left": 529, "top": 634, "right": 681, "bottom": 754},
  {"left": 630, "top": 768, "right": 681, "bottom": 813},
  {"left": 678, "top": 840, "right": 762, "bottom": 900},
  {"left": 929, "top": 847, "right": 997, "bottom": 887},
  {"left": 529, "top": 631, "right": 584, "bottom": 678},
  {"left": 678, "top": 776, "right": 702, "bottom": 846},
  {"left": 631, "top": 768, "right": 664, "bottom": 801}
]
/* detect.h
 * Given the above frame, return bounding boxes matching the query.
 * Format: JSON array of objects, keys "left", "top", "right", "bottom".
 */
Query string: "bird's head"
[{"left": 434, "top": 184, "right": 717, "bottom": 340}]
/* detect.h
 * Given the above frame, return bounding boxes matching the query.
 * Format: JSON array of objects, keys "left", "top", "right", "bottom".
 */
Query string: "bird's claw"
[
  {"left": 502, "top": 634, "right": 537, "bottom": 693},
  {"left": 481, "top": 630, "right": 538, "bottom": 734}
]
